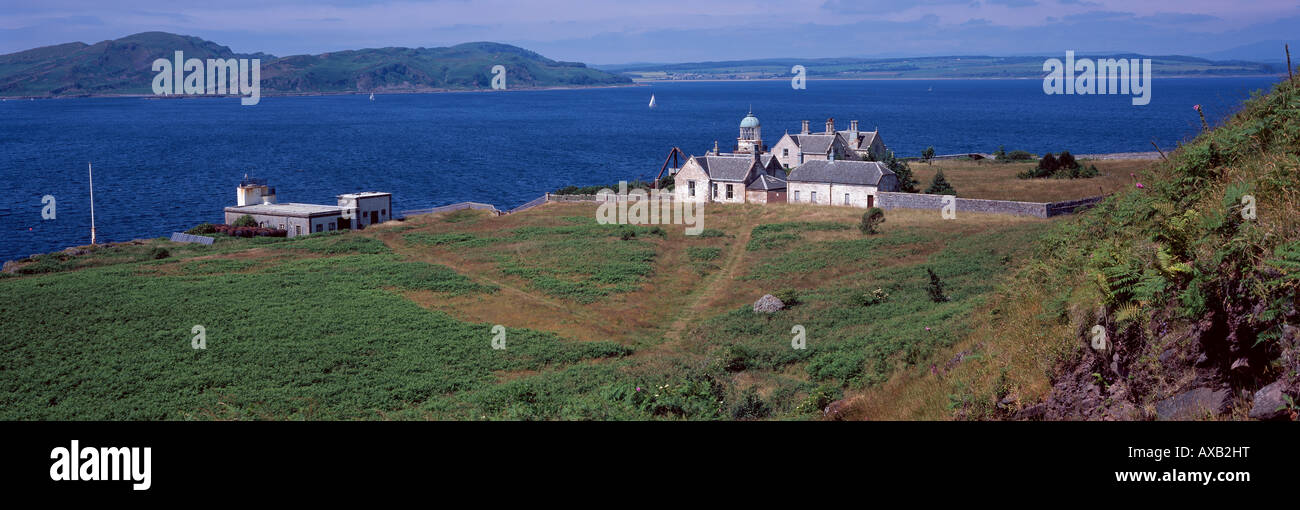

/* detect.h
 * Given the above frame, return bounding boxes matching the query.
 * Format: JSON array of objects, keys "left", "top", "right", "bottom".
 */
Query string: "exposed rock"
[
  {"left": 1014, "top": 403, "right": 1046, "bottom": 421},
  {"left": 1, "top": 260, "right": 18, "bottom": 274},
  {"left": 753, "top": 294, "right": 784, "bottom": 313},
  {"left": 822, "top": 399, "right": 851, "bottom": 420},
  {"left": 1230, "top": 357, "right": 1250, "bottom": 372},
  {"left": 1248, "top": 381, "right": 1289, "bottom": 420},
  {"left": 1155, "top": 387, "right": 1231, "bottom": 421}
]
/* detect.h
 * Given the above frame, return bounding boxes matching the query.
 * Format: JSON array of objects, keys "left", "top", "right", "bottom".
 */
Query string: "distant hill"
[
  {"left": 603, "top": 54, "right": 1287, "bottom": 81},
  {"left": 0, "top": 33, "right": 632, "bottom": 97}
]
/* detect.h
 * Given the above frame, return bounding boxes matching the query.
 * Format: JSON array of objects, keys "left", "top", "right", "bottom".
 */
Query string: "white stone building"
[{"left": 785, "top": 159, "right": 898, "bottom": 208}]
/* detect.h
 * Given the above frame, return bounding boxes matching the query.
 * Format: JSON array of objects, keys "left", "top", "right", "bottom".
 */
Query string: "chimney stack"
[
  {"left": 712, "top": 140, "right": 719, "bottom": 154},
  {"left": 850, "top": 120, "right": 859, "bottom": 132},
  {"left": 826, "top": 118, "right": 835, "bottom": 134},
  {"left": 801, "top": 120, "right": 809, "bottom": 134}
]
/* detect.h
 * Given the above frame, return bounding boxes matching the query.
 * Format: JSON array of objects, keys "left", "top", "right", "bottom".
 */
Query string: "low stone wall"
[
  {"left": 878, "top": 192, "right": 1049, "bottom": 217},
  {"left": 1046, "top": 195, "right": 1107, "bottom": 217}
]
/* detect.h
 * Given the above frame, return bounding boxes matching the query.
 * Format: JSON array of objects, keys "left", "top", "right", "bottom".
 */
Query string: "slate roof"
[
  {"left": 692, "top": 155, "right": 758, "bottom": 182},
  {"left": 786, "top": 160, "right": 894, "bottom": 186},
  {"left": 789, "top": 133, "right": 837, "bottom": 155},
  {"left": 747, "top": 174, "right": 787, "bottom": 191},
  {"left": 838, "top": 130, "right": 880, "bottom": 151}
]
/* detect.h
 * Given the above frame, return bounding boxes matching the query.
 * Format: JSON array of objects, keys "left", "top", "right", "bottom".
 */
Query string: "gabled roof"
[
  {"left": 691, "top": 155, "right": 758, "bottom": 182},
  {"left": 786, "top": 133, "right": 838, "bottom": 155},
  {"left": 747, "top": 174, "right": 787, "bottom": 191},
  {"left": 786, "top": 160, "right": 894, "bottom": 186},
  {"left": 838, "top": 130, "right": 880, "bottom": 150}
]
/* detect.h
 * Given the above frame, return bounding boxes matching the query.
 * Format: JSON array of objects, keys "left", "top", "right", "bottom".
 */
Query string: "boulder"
[
  {"left": 1155, "top": 387, "right": 1231, "bottom": 421},
  {"left": 1248, "top": 381, "right": 1289, "bottom": 420},
  {"left": 822, "top": 399, "right": 851, "bottom": 420},
  {"left": 753, "top": 294, "right": 784, "bottom": 313}
]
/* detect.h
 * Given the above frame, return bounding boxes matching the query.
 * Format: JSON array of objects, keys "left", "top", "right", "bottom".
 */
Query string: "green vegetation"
[
  {"left": 0, "top": 32, "right": 630, "bottom": 97},
  {"left": 859, "top": 207, "right": 885, "bottom": 235},
  {"left": 937, "top": 77, "right": 1300, "bottom": 421},
  {"left": 232, "top": 215, "right": 258, "bottom": 228},
  {"left": 553, "top": 180, "right": 657, "bottom": 195},
  {"left": 1018, "top": 151, "right": 1099, "bottom": 179},
  {"left": 924, "top": 170, "right": 957, "bottom": 195}
]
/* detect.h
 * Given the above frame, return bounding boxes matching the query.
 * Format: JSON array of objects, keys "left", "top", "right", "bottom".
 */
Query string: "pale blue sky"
[{"left": 1, "top": 0, "right": 1297, "bottom": 64}]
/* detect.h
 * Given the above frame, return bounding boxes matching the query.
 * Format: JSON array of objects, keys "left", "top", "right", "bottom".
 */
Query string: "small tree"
[
  {"left": 859, "top": 207, "right": 885, "bottom": 235},
  {"left": 1057, "top": 150, "right": 1078, "bottom": 171},
  {"left": 994, "top": 145, "right": 1007, "bottom": 159},
  {"left": 881, "top": 150, "right": 918, "bottom": 193},
  {"left": 926, "top": 268, "right": 949, "bottom": 303},
  {"left": 232, "top": 214, "right": 258, "bottom": 228},
  {"left": 922, "top": 146, "right": 936, "bottom": 163},
  {"left": 924, "top": 170, "right": 957, "bottom": 195},
  {"left": 1037, "top": 153, "right": 1060, "bottom": 176}
]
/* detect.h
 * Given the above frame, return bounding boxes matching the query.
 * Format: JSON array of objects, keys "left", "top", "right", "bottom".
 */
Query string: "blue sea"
[{"left": 0, "top": 77, "right": 1284, "bottom": 261}]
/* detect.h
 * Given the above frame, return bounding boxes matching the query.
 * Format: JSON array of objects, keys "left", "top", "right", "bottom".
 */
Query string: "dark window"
[
  {"left": 810, "top": 191, "right": 817, "bottom": 203},
  {"left": 316, "top": 224, "right": 323, "bottom": 233},
  {"left": 726, "top": 184, "right": 733, "bottom": 199},
  {"left": 688, "top": 180, "right": 696, "bottom": 197}
]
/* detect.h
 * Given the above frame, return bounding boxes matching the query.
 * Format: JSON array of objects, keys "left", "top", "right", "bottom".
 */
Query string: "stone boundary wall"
[{"left": 878, "top": 192, "right": 1109, "bottom": 218}]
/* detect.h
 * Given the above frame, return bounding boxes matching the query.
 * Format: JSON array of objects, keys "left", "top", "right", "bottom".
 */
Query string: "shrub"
[
  {"left": 1058, "top": 150, "right": 1078, "bottom": 171},
  {"left": 185, "top": 223, "right": 217, "bottom": 235},
  {"left": 852, "top": 288, "right": 890, "bottom": 306},
  {"left": 859, "top": 207, "right": 885, "bottom": 235},
  {"left": 1037, "top": 153, "right": 1060, "bottom": 174},
  {"left": 729, "top": 388, "right": 770, "bottom": 420},
  {"left": 1005, "top": 150, "right": 1034, "bottom": 161},
  {"left": 232, "top": 215, "right": 258, "bottom": 228},
  {"left": 774, "top": 287, "right": 800, "bottom": 307},
  {"left": 927, "top": 268, "right": 950, "bottom": 302},
  {"left": 924, "top": 170, "right": 957, "bottom": 195},
  {"left": 149, "top": 247, "right": 170, "bottom": 260}
]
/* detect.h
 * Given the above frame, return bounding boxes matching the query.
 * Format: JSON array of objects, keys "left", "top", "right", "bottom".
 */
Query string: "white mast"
[{"left": 88, "top": 162, "right": 96, "bottom": 245}]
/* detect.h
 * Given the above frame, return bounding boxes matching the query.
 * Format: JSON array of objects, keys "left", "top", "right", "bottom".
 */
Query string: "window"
[
  {"left": 726, "top": 184, "right": 734, "bottom": 199},
  {"left": 711, "top": 182, "right": 717, "bottom": 198},
  {"left": 295, "top": 225, "right": 301, "bottom": 235},
  {"left": 782, "top": 148, "right": 789, "bottom": 157},
  {"left": 844, "top": 193, "right": 851, "bottom": 205},
  {"left": 329, "top": 223, "right": 336, "bottom": 231},
  {"left": 381, "top": 209, "right": 386, "bottom": 217},
  {"left": 316, "top": 224, "right": 323, "bottom": 233},
  {"left": 688, "top": 180, "right": 696, "bottom": 197},
  {"left": 810, "top": 191, "right": 817, "bottom": 203},
  {"left": 793, "top": 190, "right": 800, "bottom": 201}
]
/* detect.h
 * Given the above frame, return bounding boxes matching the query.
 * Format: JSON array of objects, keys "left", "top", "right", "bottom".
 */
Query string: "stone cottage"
[{"left": 786, "top": 159, "right": 898, "bottom": 208}]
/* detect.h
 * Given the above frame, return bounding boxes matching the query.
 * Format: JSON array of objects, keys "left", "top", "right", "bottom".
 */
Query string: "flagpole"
[{"left": 89, "top": 162, "right": 96, "bottom": 245}]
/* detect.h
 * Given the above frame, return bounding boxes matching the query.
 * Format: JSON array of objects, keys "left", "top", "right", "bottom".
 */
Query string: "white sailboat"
[
  {"left": 369, "top": 93, "right": 375, "bottom": 101},
  {"left": 648, "top": 94, "right": 656, "bottom": 108}
]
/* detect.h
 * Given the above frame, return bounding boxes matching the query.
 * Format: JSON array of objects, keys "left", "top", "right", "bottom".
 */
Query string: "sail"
[{"left": 648, "top": 94, "right": 656, "bottom": 108}]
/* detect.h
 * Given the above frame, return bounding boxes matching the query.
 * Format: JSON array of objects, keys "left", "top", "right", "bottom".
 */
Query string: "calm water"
[{"left": 0, "top": 77, "right": 1283, "bottom": 261}]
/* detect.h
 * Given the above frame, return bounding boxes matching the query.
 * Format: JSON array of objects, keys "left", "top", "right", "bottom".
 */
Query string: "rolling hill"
[{"left": 0, "top": 32, "right": 632, "bottom": 97}]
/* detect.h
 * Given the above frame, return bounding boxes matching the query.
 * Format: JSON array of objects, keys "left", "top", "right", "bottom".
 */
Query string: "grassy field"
[
  {"left": 0, "top": 197, "right": 1062, "bottom": 420},
  {"left": 909, "top": 158, "right": 1148, "bottom": 202}
]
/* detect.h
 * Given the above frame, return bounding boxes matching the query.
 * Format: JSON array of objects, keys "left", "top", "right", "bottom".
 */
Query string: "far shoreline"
[
  {"left": 631, "top": 74, "right": 1287, "bottom": 83},
  {"left": 0, "top": 82, "right": 646, "bottom": 101}
]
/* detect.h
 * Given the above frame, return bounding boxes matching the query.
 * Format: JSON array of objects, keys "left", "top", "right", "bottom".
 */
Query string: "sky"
[{"left": 1, "top": 0, "right": 1298, "bottom": 64}]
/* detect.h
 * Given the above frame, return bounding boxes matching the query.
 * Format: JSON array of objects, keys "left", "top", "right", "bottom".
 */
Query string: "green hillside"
[
  {"left": 605, "top": 55, "right": 1284, "bottom": 80},
  {"left": 0, "top": 33, "right": 631, "bottom": 97},
  {"left": 922, "top": 76, "right": 1300, "bottom": 421}
]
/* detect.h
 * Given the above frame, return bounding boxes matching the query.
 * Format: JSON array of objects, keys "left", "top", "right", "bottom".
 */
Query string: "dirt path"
[{"left": 660, "top": 225, "right": 753, "bottom": 343}]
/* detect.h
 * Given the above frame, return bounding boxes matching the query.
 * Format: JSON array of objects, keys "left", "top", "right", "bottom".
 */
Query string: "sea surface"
[{"left": 0, "top": 76, "right": 1284, "bottom": 261}]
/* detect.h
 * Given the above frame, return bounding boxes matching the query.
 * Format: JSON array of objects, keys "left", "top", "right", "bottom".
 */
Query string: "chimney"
[
  {"left": 825, "top": 118, "right": 835, "bottom": 134},
  {"left": 850, "top": 120, "right": 859, "bottom": 132},
  {"left": 713, "top": 140, "right": 719, "bottom": 154},
  {"left": 801, "top": 120, "right": 809, "bottom": 134}
]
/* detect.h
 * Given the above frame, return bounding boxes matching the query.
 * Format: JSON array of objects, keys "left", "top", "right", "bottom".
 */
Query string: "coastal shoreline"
[
  {"left": 0, "top": 82, "right": 645, "bottom": 101},
  {"left": 631, "top": 74, "right": 1286, "bottom": 83}
]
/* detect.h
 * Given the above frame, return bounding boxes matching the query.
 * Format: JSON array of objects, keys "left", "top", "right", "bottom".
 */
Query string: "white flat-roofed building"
[{"left": 222, "top": 178, "right": 392, "bottom": 237}]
